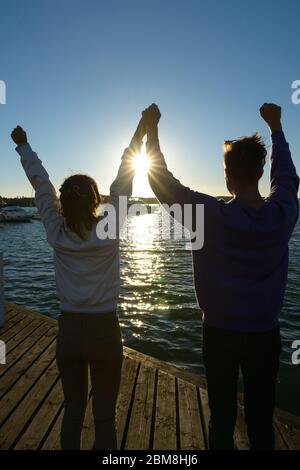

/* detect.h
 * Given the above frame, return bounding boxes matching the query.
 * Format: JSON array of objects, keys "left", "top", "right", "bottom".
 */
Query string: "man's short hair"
[{"left": 223, "top": 132, "right": 267, "bottom": 184}]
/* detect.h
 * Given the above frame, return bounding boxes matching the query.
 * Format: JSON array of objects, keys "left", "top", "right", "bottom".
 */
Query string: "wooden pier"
[{"left": 0, "top": 302, "right": 299, "bottom": 450}]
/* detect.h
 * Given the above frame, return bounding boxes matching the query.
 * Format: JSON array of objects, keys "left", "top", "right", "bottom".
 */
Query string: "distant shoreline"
[
  {"left": 0, "top": 196, "right": 160, "bottom": 207},
  {"left": 0, "top": 195, "right": 240, "bottom": 207},
  {"left": 2, "top": 195, "right": 299, "bottom": 208}
]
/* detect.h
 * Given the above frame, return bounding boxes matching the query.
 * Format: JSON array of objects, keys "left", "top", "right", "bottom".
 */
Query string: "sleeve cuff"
[{"left": 16, "top": 142, "right": 33, "bottom": 157}]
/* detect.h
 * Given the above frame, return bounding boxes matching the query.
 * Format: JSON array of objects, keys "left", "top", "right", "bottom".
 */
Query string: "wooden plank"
[
  {"left": 178, "top": 378, "right": 205, "bottom": 450},
  {"left": 41, "top": 409, "right": 63, "bottom": 450},
  {"left": 5, "top": 302, "right": 57, "bottom": 326},
  {"left": 198, "top": 387, "right": 210, "bottom": 449},
  {"left": 0, "top": 339, "right": 56, "bottom": 426},
  {"left": 6, "top": 320, "right": 49, "bottom": 354},
  {"left": 0, "top": 359, "right": 59, "bottom": 449},
  {"left": 0, "top": 315, "right": 36, "bottom": 344},
  {"left": 42, "top": 380, "right": 93, "bottom": 450},
  {"left": 0, "top": 323, "right": 52, "bottom": 378},
  {"left": 4, "top": 305, "right": 21, "bottom": 321},
  {"left": 3, "top": 320, "right": 46, "bottom": 358},
  {"left": 0, "top": 329, "right": 55, "bottom": 400},
  {"left": 124, "top": 347, "right": 206, "bottom": 388},
  {"left": 0, "top": 310, "right": 26, "bottom": 334},
  {"left": 198, "top": 395, "right": 290, "bottom": 450},
  {"left": 3, "top": 305, "right": 15, "bottom": 319},
  {"left": 13, "top": 379, "right": 63, "bottom": 450},
  {"left": 153, "top": 371, "right": 177, "bottom": 450},
  {"left": 234, "top": 404, "right": 249, "bottom": 450},
  {"left": 116, "top": 355, "right": 139, "bottom": 449},
  {"left": 3, "top": 304, "right": 30, "bottom": 321},
  {"left": 125, "top": 363, "right": 156, "bottom": 450},
  {"left": 5, "top": 305, "right": 26, "bottom": 318},
  {"left": 275, "top": 418, "right": 300, "bottom": 450},
  {"left": 234, "top": 410, "right": 289, "bottom": 450},
  {"left": 233, "top": 401, "right": 291, "bottom": 450},
  {"left": 274, "top": 422, "right": 289, "bottom": 450},
  {"left": 275, "top": 407, "right": 300, "bottom": 430}
]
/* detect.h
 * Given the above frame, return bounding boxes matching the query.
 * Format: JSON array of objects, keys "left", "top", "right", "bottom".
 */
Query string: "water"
[{"left": 0, "top": 206, "right": 299, "bottom": 415}]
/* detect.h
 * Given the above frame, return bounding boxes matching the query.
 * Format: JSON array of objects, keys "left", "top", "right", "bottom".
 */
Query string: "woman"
[{"left": 10, "top": 117, "right": 145, "bottom": 450}]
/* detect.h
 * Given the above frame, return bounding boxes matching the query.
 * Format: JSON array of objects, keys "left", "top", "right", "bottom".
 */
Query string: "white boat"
[
  {"left": 0, "top": 206, "right": 32, "bottom": 222},
  {"left": 31, "top": 211, "right": 42, "bottom": 220}
]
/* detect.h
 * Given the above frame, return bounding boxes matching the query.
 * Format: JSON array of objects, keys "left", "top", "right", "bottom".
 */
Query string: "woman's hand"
[{"left": 133, "top": 117, "right": 146, "bottom": 142}]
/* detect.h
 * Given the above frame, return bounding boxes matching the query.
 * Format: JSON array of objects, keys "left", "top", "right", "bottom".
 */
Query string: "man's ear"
[{"left": 224, "top": 169, "right": 234, "bottom": 195}]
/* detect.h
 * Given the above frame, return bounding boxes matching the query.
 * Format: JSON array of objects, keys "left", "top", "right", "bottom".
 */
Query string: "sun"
[
  {"left": 132, "top": 145, "right": 151, "bottom": 196},
  {"left": 133, "top": 146, "right": 150, "bottom": 174}
]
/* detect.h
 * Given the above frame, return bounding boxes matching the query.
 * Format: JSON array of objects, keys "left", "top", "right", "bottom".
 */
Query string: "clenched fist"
[
  {"left": 142, "top": 104, "right": 161, "bottom": 131},
  {"left": 260, "top": 103, "right": 282, "bottom": 132},
  {"left": 11, "top": 126, "right": 28, "bottom": 146}
]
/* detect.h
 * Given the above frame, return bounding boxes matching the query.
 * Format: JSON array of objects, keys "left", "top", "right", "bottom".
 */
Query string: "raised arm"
[
  {"left": 260, "top": 104, "right": 299, "bottom": 217},
  {"left": 144, "top": 104, "right": 217, "bottom": 208},
  {"left": 109, "top": 118, "right": 145, "bottom": 202},
  {"left": 11, "top": 126, "right": 63, "bottom": 246}
]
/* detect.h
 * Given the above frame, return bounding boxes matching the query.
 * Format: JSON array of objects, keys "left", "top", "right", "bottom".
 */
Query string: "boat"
[
  {"left": 31, "top": 212, "right": 42, "bottom": 220},
  {"left": 0, "top": 206, "right": 32, "bottom": 222}
]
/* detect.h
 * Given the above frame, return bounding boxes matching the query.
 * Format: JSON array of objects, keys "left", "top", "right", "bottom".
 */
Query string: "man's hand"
[
  {"left": 11, "top": 126, "right": 28, "bottom": 146},
  {"left": 142, "top": 104, "right": 161, "bottom": 139},
  {"left": 260, "top": 103, "right": 282, "bottom": 133}
]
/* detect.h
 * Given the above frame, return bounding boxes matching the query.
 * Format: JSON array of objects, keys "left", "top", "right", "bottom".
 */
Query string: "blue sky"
[{"left": 0, "top": 0, "right": 299, "bottom": 197}]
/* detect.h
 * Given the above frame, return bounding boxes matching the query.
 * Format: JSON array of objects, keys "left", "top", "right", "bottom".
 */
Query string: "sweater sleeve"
[
  {"left": 267, "top": 131, "right": 299, "bottom": 221},
  {"left": 109, "top": 137, "right": 142, "bottom": 201},
  {"left": 146, "top": 138, "right": 219, "bottom": 208},
  {"left": 16, "top": 143, "right": 63, "bottom": 246},
  {"left": 106, "top": 136, "right": 142, "bottom": 235}
]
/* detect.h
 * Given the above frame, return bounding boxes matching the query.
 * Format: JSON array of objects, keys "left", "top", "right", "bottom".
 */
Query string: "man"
[{"left": 143, "top": 103, "right": 299, "bottom": 449}]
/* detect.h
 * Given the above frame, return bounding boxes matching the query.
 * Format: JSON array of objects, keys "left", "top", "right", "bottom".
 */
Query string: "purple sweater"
[{"left": 147, "top": 131, "right": 299, "bottom": 332}]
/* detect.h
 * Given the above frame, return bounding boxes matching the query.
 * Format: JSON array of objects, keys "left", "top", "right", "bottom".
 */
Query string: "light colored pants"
[{"left": 56, "top": 311, "right": 123, "bottom": 450}]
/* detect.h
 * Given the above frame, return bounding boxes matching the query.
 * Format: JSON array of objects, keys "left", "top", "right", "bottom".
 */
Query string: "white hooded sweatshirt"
[{"left": 16, "top": 137, "right": 141, "bottom": 313}]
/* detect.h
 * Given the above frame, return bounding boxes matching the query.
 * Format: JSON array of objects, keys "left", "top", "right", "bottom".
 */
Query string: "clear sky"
[{"left": 0, "top": 0, "right": 299, "bottom": 198}]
